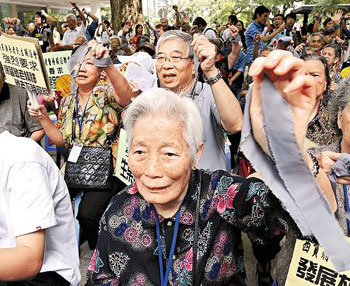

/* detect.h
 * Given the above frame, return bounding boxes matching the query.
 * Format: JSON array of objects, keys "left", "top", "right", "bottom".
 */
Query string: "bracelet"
[
  {"left": 203, "top": 69, "right": 222, "bottom": 85},
  {"left": 309, "top": 152, "right": 320, "bottom": 177}
]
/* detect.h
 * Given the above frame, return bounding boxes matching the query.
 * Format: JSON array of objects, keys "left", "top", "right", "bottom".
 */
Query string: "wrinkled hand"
[
  {"left": 335, "top": 36, "right": 344, "bottom": 45},
  {"left": 88, "top": 40, "right": 110, "bottom": 59},
  {"left": 318, "top": 151, "right": 350, "bottom": 184},
  {"left": 318, "top": 151, "right": 341, "bottom": 174},
  {"left": 314, "top": 11, "right": 320, "bottom": 19},
  {"left": 189, "top": 25, "right": 198, "bottom": 35},
  {"left": 27, "top": 101, "right": 49, "bottom": 121},
  {"left": 249, "top": 50, "right": 316, "bottom": 154},
  {"left": 295, "top": 43, "right": 305, "bottom": 54},
  {"left": 278, "top": 23, "right": 286, "bottom": 31},
  {"left": 332, "top": 9, "right": 343, "bottom": 24},
  {"left": 229, "top": 25, "right": 239, "bottom": 39},
  {"left": 192, "top": 34, "right": 216, "bottom": 75},
  {"left": 70, "top": 1, "right": 78, "bottom": 8}
]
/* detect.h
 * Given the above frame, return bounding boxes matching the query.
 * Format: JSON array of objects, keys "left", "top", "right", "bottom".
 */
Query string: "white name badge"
[{"left": 67, "top": 144, "right": 83, "bottom": 163}]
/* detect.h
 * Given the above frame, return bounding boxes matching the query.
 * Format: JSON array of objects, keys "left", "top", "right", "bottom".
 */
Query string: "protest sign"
[
  {"left": 43, "top": 51, "right": 71, "bottom": 91},
  {"left": 115, "top": 128, "right": 134, "bottom": 186},
  {"left": 286, "top": 239, "right": 350, "bottom": 286},
  {"left": 0, "top": 34, "right": 50, "bottom": 94}
]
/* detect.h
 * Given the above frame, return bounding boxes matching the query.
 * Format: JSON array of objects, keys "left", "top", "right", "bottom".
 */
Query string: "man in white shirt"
[
  {"left": 0, "top": 130, "right": 80, "bottom": 286},
  {"left": 62, "top": 14, "right": 86, "bottom": 50}
]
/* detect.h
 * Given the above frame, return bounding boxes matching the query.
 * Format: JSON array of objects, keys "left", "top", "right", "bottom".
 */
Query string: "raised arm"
[
  {"left": 248, "top": 50, "right": 336, "bottom": 211},
  {"left": 41, "top": 10, "right": 56, "bottom": 27},
  {"left": 85, "top": 9, "right": 99, "bottom": 22},
  {"left": 89, "top": 41, "right": 133, "bottom": 106},
  {"left": 70, "top": 1, "right": 86, "bottom": 25},
  {"left": 260, "top": 23, "right": 285, "bottom": 43},
  {"left": 192, "top": 34, "right": 243, "bottom": 133}
]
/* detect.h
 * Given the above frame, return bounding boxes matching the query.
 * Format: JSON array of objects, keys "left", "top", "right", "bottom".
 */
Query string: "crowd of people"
[{"left": 1, "top": 2, "right": 350, "bottom": 286}]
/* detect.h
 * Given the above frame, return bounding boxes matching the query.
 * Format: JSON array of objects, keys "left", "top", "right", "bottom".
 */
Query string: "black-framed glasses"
[{"left": 155, "top": 55, "right": 192, "bottom": 65}]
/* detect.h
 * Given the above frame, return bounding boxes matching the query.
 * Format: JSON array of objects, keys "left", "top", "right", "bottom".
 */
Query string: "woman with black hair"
[{"left": 130, "top": 24, "right": 144, "bottom": 50}]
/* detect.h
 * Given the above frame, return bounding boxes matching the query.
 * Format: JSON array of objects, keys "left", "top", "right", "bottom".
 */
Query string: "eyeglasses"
[{"left": 155, "top": 55, "right": 192, "bottom": 65}]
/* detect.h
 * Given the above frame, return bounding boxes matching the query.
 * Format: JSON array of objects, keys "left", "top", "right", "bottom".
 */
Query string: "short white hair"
[
  {"left": 156, "top": 30, "right": 193, "bottom": 57},
  {"left": 123, "top": 88, "right": 203, "bottom": 162},
  {"left": 66, "top": 14, "right": 77, "bottom": 23}
]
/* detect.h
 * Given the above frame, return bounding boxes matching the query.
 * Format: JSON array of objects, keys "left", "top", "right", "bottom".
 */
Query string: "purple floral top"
[{"left": 86, "top": 169, "right": 296, "bottom": 286}]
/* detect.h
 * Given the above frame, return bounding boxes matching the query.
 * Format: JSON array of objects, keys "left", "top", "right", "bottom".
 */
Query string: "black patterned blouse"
[
  {"left": 86, "top": 169, "right": 297, "bottom": 286},
  {"left": 307, "top": 103, "right": 338, "bottom": 149}
]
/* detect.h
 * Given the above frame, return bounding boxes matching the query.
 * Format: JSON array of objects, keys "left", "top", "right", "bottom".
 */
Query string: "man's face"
[
  {"left": 273, "top": 16, "right": 284, "bottom": 28},
  {"left": 160, "top": 18, "right": 168, "bottom": 29},
  {"left": 77, "top": 17, "right": 82, "bottom": 27},
  {"left": 227, "top": 18, "right": 233, "bottom": 26},
  {"left": 286, "top": 17, "right": 295, "bottom": 28},
  {"left": 66, "top": 17, "right": 76, "bottom": 30},
  {"left": 257, "top": 12, "right": 269, "bottom": 25},
  {"left": 6, "top": 27, "right": 15, "bottom": 35},
  {"left": 310, "top": 35, "right": 323, "bottom": 52},
  {"left": 324, "top": 34, "right": 334, "bottom": 44},
  {"left": 111, "top": 39, "right": 120, "bottom": 50},
  {"left": 34, "top": 15, "right": 42, "bottom": 25},
  {"left": 325, "top": 20, "right": 334, "bottom": 31},
  {"left": 156, "top": 39, "right": 194, "bottom": 93}
]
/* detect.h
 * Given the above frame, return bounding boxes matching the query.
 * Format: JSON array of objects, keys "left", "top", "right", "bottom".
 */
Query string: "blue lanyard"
[
  {"left": 74, "top": 89, "right": 90, "bottom": 139},
  {"left": 153, "top": 206, "right": 181, "bottom": 286},
  {"left": 343, "top": 185, "right": 350, "bottom": 235}
]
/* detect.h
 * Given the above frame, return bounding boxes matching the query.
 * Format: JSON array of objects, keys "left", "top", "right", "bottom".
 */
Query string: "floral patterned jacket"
[
  {"left": 86, "top": 169, "right": 297, "bottom": 286},
  {"left": 55, "top": 83, "right": 123, "bottom": 172}
]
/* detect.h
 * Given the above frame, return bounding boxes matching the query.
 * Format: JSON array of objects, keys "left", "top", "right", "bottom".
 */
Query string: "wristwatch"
[{"left": 204, "top": 69, "right": 222, "bottom": 85}]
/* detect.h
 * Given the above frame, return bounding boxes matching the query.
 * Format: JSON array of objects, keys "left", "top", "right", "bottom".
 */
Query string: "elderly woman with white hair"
[{"left": 86, "top": 50, "right": 337, "bottom": 286}]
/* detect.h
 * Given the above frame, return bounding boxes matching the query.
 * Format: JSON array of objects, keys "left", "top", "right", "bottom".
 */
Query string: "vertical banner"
[
  {"left": 0, "top": 35, "right": 50, "bottom": 94},
  {"left": 115, "top": 128, "right": 134, "bottom": 186},
  {"left": 43, "top": 51, "right": 71, "bottom": 91},
  {"left": 286, "top": 239, "right": 350, "bottom": 286}
]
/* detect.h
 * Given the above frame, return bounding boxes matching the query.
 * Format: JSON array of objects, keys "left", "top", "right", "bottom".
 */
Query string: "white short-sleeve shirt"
[
  {"left": 0, "top": 131, "right": 80, "bottom": 285},
  {"left": 62, "top": 23, "right": 86, "bottom": 46}
]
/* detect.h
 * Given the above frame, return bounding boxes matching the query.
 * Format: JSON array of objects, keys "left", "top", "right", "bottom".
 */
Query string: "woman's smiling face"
[{"left": 128, "top": 115, "right": 193, "bottom": 214}]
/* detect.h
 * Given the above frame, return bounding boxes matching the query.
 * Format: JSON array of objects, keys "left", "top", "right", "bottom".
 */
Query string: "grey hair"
[
  {"left": 110, "top": 35, "right": 120, "bottom": 41},
  {"left": 327, "top": 77, "right": 350, "bottom": 133},
  {"left": 156, "top": 30, "right": 193, "bottom": 57},
  {"left": 66, "top": 14, "right": 77, "bottom": 23},
  {"left": 75, "top": 35, "right": 87, "bottom": 43},
  {"left": 309, "top": 32, "right": 324, "bottom": 45},
  {"left": 123, "top": 88, "right": 203, "bottom": 162},
  {"left": 329, "top": 77, "right": 350, "bottom": 114}
]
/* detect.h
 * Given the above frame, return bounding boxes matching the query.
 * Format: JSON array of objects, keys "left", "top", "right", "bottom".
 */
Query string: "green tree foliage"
[{"left": 175, "top": 0, "right": 343, "bottom": 27}]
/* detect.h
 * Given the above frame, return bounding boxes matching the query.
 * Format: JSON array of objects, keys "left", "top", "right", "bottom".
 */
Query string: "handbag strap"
[{"left": 192, "top": 170, "right": 202, "bottom": 286}]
